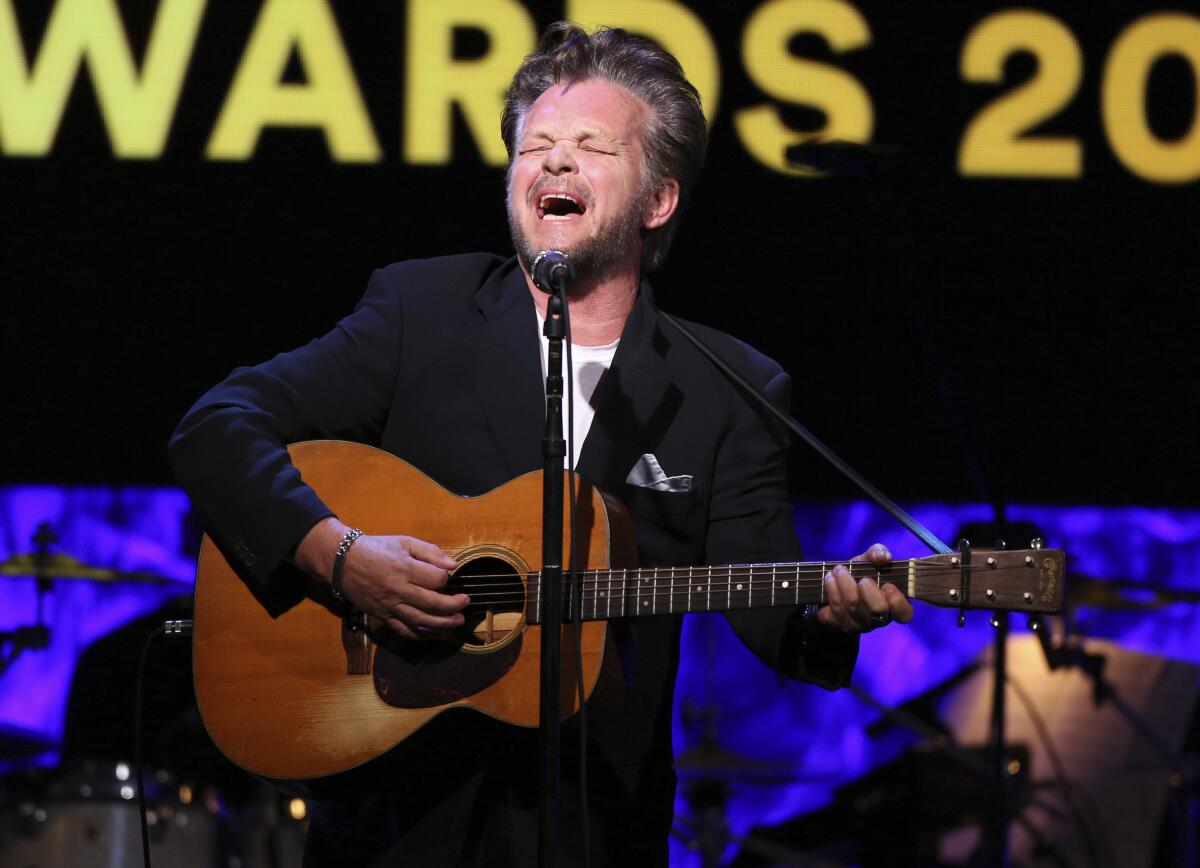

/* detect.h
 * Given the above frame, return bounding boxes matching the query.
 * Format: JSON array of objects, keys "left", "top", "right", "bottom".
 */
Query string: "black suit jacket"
[{"left": 170, "top": 254, "right": 856, "bottom": 866}]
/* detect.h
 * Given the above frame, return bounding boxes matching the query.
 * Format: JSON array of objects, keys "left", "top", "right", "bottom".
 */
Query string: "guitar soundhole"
[{"left": 449, "top": 553, "right": 526, "bottom": 652}]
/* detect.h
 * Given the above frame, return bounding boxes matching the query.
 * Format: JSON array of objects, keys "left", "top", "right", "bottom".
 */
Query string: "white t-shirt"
[{"left": 536, "top": 311, "right": 619, "bottom": 468}]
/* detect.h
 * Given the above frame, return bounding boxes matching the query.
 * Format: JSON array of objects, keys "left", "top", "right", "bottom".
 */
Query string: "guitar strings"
[
  {"left": 444, "top": 559, "right": 1027, "bottom": 587},
  {"left": 445, "top": 564, "right": 1034, "bottom": 596},
  {"left": 447, "top": 567, "right": 1027, "bottom": 594},
  {"left": 450, "top": 581, "right": 1012, "bottom": 615},
  {"left": 448, "top": 575, "right": 977, "bottom": 594},
  {"left": 446, "top": 572, "right": 1033, "bottom": 610},
  {"left": 451, "top": 569, "right": 943, "bottom": 592},
  {"left": 450, "top": 581, "right": 1012, "bottom": 603}
]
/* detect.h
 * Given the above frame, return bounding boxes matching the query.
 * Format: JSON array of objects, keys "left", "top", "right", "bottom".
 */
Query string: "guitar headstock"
[{"left": 906, "top": 547, "right": 1065, "bottom": 615}]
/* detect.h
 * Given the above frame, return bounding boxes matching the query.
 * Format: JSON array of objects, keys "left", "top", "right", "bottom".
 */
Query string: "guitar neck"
[
  {"left": 525, "top": 562, "right": 867, "bottom": 623},
  {"left": 524, "top": 549, "right": 1065, "bottom": 623}
]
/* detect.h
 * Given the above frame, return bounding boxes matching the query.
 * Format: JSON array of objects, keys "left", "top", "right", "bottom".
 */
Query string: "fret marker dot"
[
  {"left": 736, "top": 584, "right": 743, "bottom": 591},
  {"left": 642, "top": 601, "right": 649, "bottom": 607},
  {"left": 599, "top": 591, "right": 605, "bottom": 597},
  {"left": 782, "top": 581, "right": 789, "bottom": 588}
]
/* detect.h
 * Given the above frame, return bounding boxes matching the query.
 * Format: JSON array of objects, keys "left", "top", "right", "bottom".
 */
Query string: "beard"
[{"left": 507, "top": 182, "right": 647, "bottom": 290}]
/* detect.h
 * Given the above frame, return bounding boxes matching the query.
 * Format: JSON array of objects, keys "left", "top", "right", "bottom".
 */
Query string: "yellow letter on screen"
[
  {"left": 403, "top": 0, "right": 535, "bottom": 166},
  {"left": 734, "top": 0, "right": 873, "bottom": 176},
  {"left": 1103, "top": 13, "right": 1200, "bottom": 184},
  {"left": 207, "top": 0, "right": 380, "bottom": 162},
  {"left": 0, "top": 0, "right": 204, "bottom": 157},
  {"left": 567, "top": 0, "right": 720, "bottom": 123}
]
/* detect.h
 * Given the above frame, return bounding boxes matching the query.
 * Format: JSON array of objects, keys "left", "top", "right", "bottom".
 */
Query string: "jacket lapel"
[
  {"left": 470, "top": 263, "right": 546, "bottom": 480},
  {"left": 577, "top": 282, "right": 681, "bottom": 491}
]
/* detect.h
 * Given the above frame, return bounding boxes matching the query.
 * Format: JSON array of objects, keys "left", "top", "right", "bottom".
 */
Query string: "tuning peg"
[
  {"left": 1031, "top": 538, "right": 1044, "bottom": 550},
  {"left": 1027, "top": 616, "right": 1041, "bottom": 631},
  {"left": 993, "top": 539, "right": 1007, "bottom": 550},
  {"left": 957, "top": 611, "right": 966, "bottom": 628},
  {"left": 990, "top": 614, "right": 1001, "bottom": 628}
]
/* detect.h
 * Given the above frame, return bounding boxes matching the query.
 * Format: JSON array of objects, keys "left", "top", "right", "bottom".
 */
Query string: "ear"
[{"left": 642, "top": 178, "right": 680, "bottom": 231}]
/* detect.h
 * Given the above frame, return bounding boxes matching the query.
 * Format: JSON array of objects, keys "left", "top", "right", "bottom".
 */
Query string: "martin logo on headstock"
[{"left": 1041, "top": 555, "right": 1061, "bottom": 605}]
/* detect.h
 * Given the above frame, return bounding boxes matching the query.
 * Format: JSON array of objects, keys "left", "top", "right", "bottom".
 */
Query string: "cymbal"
[
  {"left": 0, "top": 552, "right": 185, "bottom": 586},
  {"left": 1068, "top": 573, "right": 1200, "bottom": 610}
]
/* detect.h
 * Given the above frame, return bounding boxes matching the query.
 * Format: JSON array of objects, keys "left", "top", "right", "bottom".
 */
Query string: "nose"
[{"left": 542, "top": 140, "right": 578, "bottom": 175}]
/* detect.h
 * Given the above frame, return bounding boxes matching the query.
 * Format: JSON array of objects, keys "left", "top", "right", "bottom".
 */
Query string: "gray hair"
[{"left": 501, "top": 22, "right": 708, "bottom": 272}]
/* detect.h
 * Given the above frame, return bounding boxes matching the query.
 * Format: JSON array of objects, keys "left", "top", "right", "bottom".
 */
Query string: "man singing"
[{"left": 171, "top": 22, "right": 912, "bottom": 867}]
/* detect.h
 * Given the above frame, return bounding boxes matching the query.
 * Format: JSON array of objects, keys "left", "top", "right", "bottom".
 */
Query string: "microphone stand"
[
  {"left": 538, "top": 279, "right": 568, "bottom": 868},
  {"left": 663, "top": 310, "right": 1047, "bottom": 867},
  {"left": 659, "top": 311, "right": 952, "bottom": 558}
]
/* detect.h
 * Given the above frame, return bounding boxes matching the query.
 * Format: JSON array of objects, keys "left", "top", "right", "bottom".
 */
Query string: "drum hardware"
[
  {"left": 671, "top": 614, "right": 818, "bottom": 868},
  {"left": 0, "top": 521, "right": 183, "bottom": 678}
]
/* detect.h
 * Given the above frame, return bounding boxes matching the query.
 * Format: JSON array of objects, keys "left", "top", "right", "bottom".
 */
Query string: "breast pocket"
[
  {"left": 614, "top": 480, "right": 709, "bottom": 567},
  {"left": 618, "top": 482, "right": 701, "bottom": 517}
]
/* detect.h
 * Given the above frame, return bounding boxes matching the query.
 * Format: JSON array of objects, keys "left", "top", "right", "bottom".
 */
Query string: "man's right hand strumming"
[{"left": 292, "top": 517, "right": 469, "bottom": 640}]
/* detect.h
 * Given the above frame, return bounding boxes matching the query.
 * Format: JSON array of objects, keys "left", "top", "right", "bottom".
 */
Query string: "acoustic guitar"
[{"left": 192, "top": 440, "right": 1065, "bottom": 780}]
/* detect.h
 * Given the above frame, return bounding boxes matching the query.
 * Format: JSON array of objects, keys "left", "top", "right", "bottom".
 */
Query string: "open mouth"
[{"left": 536, "top": 192, "right": 586, "bottom": 221}]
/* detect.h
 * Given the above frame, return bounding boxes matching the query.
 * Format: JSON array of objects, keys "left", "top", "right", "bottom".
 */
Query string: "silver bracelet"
[{"left": 330, "top": 528, "right": 363, "bottom": 604}]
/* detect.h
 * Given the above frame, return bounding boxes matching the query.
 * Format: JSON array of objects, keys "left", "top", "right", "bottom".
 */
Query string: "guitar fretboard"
[{"left": 525, "top": 561, "right": 884, "bottom": 624}]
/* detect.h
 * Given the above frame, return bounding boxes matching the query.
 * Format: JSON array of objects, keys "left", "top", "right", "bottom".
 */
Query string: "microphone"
[{"left": 531, "top": 250, "right": 575, "bottom": 294}]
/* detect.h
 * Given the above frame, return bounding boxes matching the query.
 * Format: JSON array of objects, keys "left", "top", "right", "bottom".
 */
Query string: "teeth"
[{"left": 537, "top": 192, "right": 583, "bottom": 219}]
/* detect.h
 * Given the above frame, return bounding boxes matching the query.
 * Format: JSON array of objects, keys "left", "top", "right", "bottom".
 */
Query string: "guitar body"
[{"left": 192, "top": 440, "right": 625, "bottom": 781}]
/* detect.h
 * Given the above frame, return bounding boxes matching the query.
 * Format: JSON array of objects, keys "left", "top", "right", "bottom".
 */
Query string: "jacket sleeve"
[
  {"left": 707, "top": 368, "right": 858, "bottom": 690},
  {"left": 168, "top": 266, "right": 407, "bottom": 586}
]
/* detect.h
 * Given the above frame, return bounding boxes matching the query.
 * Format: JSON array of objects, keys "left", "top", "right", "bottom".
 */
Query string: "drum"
[{"left": 0, "top": 761, "right": 219, "bottom": 868}]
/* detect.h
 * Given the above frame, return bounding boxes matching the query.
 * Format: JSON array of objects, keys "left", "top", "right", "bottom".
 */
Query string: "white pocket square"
[{"left": 625, "top": 453, "right": 693, "bottom": 492}]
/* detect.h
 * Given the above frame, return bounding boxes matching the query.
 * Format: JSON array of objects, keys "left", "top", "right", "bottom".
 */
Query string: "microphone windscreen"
[{"left": 531, "top": 250, "right": 575, "bottom": 294}]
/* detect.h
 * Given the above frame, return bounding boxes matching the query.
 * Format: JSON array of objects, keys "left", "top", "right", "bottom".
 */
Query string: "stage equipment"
[
  {"left": 533, "top": 247, "right": 575, "bottom": 868},
  {"left": 729, "top": 743, "right": 1032, "bottom": 868},
  {"left": 1066, "top": 573, "right": 1200, "bottom": 610},
  {"left": 0, "top": 761, "right": 220, "bottom": 868},
  {"left": 733, "top": 637, "right": 1198, "bottom": 868},
  {"left": 0, "top": 553, "right": 183, "bottom": 584},
  {"left": 947, "top": 636, "right": 1199, "bottom": 868},
  {"left": 672, "top": 619, "right": 835, "bottom": 868},
  {"left": 0, "top": 522, "right": 183, "bottom": 677}
]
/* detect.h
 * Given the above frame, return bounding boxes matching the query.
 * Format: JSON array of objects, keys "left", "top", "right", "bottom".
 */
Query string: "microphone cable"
[{"left": 135, "top": 619, "right": 192, "bottom": 868}]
